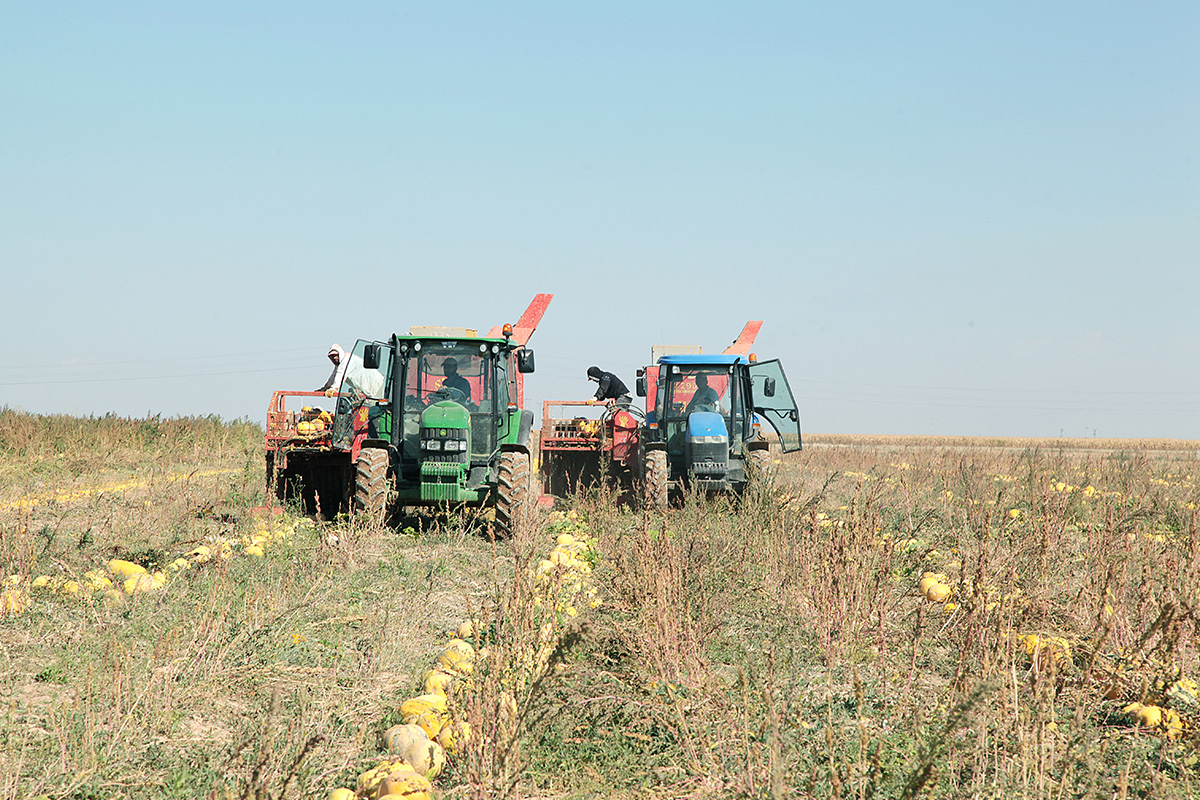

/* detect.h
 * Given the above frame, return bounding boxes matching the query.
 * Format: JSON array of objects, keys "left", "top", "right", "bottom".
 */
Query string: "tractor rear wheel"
[
  {"left": 354, "top": 447, "right": 390, "bottom": 525},
  {"left": 642, "top": 449, "right": 668, "bottom": 513},
  {"left": 495, "top": 450, "right": 531, "bottom": 537}
]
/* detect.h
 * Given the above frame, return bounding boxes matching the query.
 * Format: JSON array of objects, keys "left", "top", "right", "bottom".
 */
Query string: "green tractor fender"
[{"left": 501, "top": 409, "right": 535, "bottom": 453}]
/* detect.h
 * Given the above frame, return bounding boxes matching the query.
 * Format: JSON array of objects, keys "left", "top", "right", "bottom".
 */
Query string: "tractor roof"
[{"left": 658, "top": 354, "right": 748, "bottom": 366}]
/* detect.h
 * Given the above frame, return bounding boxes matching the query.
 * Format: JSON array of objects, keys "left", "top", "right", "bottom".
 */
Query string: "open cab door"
[{"left": 749, "top": 359, "right": 802, "bottom": 452}]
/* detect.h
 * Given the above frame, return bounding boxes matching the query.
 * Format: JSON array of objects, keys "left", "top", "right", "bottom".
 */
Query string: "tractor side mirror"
[
  {"left": 364, "top": 344, "right": 381, "bottom": 370},
  {"left": 636, "top": 376, "right": 646, "bottom": 397},
  {"left": 763, "top": 377, "right": 776, "bottom": 398},
  {"left": 517, "top": 348, "right": 536, "bottom": 373}
]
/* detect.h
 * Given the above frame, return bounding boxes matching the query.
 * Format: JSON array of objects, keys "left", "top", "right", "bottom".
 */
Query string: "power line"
[{"left": 0, "top": 365, "right": 313, "bottom": 387}]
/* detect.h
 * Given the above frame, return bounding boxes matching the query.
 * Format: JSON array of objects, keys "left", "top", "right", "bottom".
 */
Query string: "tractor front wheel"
[
  {"left": 642, "top": 449, "right": 668, "bottom": 513},
  {"left": 495, "top": 450, "right": 531, "bottom": 537},
  {"left": 747, "top": 446, "right": 773, "bottom": 482},
  {"left": 354, "top": 447, "right": 390, "bottom": 525}
]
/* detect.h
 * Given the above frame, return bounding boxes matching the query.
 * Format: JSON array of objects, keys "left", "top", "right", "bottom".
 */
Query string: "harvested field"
[{"left": 2, "top": 409, "right": 1198, "bottom": 798}]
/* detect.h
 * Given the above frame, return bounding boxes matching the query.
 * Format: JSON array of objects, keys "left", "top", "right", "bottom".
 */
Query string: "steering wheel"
[{"left": 429, "top": 386, "right": 473, "bottom": 408}]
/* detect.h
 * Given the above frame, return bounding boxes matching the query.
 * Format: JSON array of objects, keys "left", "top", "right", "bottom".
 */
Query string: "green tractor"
[{"left": 267, "top": 295, "right": 551, "bottom": 534}]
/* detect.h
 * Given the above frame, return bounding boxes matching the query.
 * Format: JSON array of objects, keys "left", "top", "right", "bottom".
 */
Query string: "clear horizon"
[{"left": 3, "top": 3, "right": 1197, "bottom": 439}]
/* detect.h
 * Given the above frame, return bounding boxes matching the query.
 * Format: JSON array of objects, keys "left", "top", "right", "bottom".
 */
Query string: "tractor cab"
[
  {"left": 638, "top": 353, "right": 801, "bottom": 497},
  {"left": 330, "top": 331, "right": 535, "bottom": 505}
]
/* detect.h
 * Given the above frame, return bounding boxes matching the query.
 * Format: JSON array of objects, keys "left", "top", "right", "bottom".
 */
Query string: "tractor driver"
[
  {"left": 586, "top": 366, "right": 631, "bottom": 408},
  {"left": 439, "top": 357, "right": 473, "bottom": 403},
  {"left": 685, "top": 373, "right": 721, "bottom": 415}
]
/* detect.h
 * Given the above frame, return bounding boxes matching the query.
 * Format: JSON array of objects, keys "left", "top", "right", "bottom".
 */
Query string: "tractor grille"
[
  {"left": 420, "top": 426, "right": 469, "bottom": 464},
  {"left": 690, "top": 440, "right": 728, "bottom": 476}
]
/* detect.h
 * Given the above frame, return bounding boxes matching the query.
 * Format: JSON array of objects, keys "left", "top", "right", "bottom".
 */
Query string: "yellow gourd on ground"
[
  {"left": 438, "top": 648, "right": 474, "bottom": 676},
  {"left": 421, "top": 669, "right": 457, "bottom": 697},
  {"left": 83, "top": 569, "right": 112, "bottom": 590},
  {"left": 1, "top": 589, "right": 30, "bottom": 615},
  {"left": 123, "top": 571, "right": 167, "bottom": 595},
  {"left": 107, "top": 559, "right": 147, "bottom": 580},
  {"left": 376, "top": 764, "right": 431, "bottom": 798},
  {"left": 399, "top": 737, "right": 446, "bottom": 779},
  {"left": 356, "top": 765, "right": 391, "bottom": 796},
  {"left": 925, "top": 582, "right": 952, "bottom": 603},
  {"left": 327, "top": 789, "right": 356, "bottom": 800},
  {"left": 384, "top": 724, "right": 430, "bottom": 755},
  {"left": 401, "top": 693, "right": 449, "bottom": 738},
  {"left": 435, "top": 720, "right": 471, "bottom": 754},
  {"left": 443, "top": 638, "right": 475, "bottom": 659},
  {"left": 400, "top": 693, "right": 447, "bottom": 718}
]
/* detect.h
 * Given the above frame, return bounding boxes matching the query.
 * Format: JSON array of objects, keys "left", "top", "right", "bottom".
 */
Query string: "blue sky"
[{"left": 2, "top": 2, "right": 1197, "bottom": 438}]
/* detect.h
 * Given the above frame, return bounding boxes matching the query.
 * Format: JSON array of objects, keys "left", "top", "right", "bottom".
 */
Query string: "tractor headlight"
[
  {"left": 690, "top": 435, "right": 727, "bottom": 445},
  {"left": 424, "top": 439, "right": 442, "bottom": 451}
]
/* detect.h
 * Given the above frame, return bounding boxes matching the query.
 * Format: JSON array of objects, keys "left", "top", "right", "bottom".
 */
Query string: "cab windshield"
[
  {"left": 660, "top": 365, "right": 744, "bottom": 450},
  {"left": 398, "top": 341, "right": 508, "bottom": 461}
]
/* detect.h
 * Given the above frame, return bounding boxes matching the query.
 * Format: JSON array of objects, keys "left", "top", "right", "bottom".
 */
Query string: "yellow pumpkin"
[
  {"left": 438, "top": 648, "right": 474, "bottom": 676},
  {"left": 377, "top": 766, "right": 432, "bottom": 800},
  {"left": 83, "top": 569, "right": 112, "bottom": 590},
  {"left": 0, "top": 589, "right": 30, "bottom": 615},
  {"left": 443, "top": 638, "right": 475, "bottom": 659},
  {"left": 1136, "top": 704, "right": 1163, "bottom": 728},
  {"left": 400, "top": 737, "right": 446, "bottom": 779},
  {"left": 327, "top": 789, "right": 356, "bottom": 800},
  {"left": 355, "top": 764, "right": 391, "bottom": 796},
  {"left": 436, "top": 720, "right": 471, "bottom": 754},
  {"left": 123, "top": 571, "right": 167, "bottom": 595},
  {"left": 925, "top": 582, "right": 952, "bottom": 603},
  {"left": 31, "top": 575, "right": 59, "bottom": 591},
  {"left": 384, "top": 723, "right": 430, "bottom": 755},
  {"left": 400, "top": 693, "right": 446, "bottom": 718},
  {"left": 422, "top": 669, "right": 457, "bottom": 697},
  {"left": 107, "top": 559, "right": 147, "bottom": 580}
]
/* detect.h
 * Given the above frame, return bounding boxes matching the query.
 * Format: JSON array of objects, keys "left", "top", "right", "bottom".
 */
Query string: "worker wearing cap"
[
  {"left": 586, "top": 366, "right": 631, "bottom": 408},
  {"left": 440, "top": 357, "right": 473, "bottom": 401},
  {"left": 685, "top": 373, "right": 721, "bottom": 414},
  {"left": 318, "top": 344, "right": 348, "bottom": 396}
]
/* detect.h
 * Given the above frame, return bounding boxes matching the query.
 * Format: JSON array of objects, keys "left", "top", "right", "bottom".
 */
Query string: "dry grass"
[{"left": 2, "top": 409, "right": 1199, "bottom": 798}]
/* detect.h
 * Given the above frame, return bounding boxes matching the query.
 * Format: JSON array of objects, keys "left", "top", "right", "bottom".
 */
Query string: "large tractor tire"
[
  {"left": 354, "top": 447, "right": 390, "bottom": 525},
  {"left": 642, "top": 449, "right": 669, "bottom": 513},
  {"left": 747, "top": 446, "right": 773, "bottom": 482},
  {"left": 495, "top": 450, "right": 531, "bottom": 537}
]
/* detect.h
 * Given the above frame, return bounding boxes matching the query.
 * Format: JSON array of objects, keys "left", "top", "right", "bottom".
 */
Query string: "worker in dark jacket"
[{"left": 586, "top": 366, "right": 631, "bottom": 408}]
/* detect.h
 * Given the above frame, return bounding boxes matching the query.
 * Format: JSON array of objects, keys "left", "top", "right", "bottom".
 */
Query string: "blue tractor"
[{"left": 634, "top": 352, "right": 802, "bottom": 509}]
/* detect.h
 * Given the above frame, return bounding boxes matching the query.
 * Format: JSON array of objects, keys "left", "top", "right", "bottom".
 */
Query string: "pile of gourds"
[
  {"left": 0, "top": 510, "right": 303, "bottom": 615},
  {"left": 329, "top": 510, "right": 603, "bottom": 799},
  {"left": 296, "top": 407, "right": 334, "bottom": 438}
]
